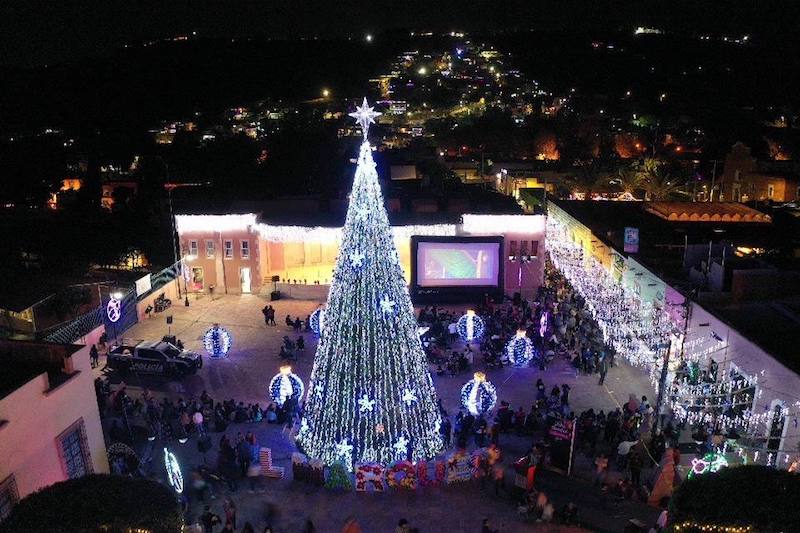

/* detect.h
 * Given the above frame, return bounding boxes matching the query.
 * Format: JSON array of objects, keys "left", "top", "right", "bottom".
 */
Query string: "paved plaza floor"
[{"left": 95, "top": 293, "right": 660, "bottom": 532}]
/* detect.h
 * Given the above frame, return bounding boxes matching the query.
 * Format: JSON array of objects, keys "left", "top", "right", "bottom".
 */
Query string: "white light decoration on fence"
[{"left": 461, "top": 213, "right": 545, "bottom": 234}]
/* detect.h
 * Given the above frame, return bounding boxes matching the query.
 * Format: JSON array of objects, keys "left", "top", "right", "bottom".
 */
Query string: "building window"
[
  {"left": 205, "top": 240, "right": 215, "bottom": 258},
  {"left": 57, "top": 419, "right": 92, "bottom": 480},
  {"left": 224, "top": 240, "right": 233, "bottom": 259},
  {"left": 240, "top": 240, "right": 250, "bottom": 259},
  {"left": 188, "top": 240, "right": 198, "bottom": 257},
  {"left": 530, "top": 240, "right": 539, "bottom": 258},
  {"left": 0, "top": 475, "right": 19, "bottom": 522}
]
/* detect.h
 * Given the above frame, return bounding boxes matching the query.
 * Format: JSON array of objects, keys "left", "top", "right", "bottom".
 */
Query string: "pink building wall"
[
  {"left": 181, "top": 229, "right": 262, "bottom": 295},
  {"left": 0, "top": 328, "right": 109, "bottom": 500}
]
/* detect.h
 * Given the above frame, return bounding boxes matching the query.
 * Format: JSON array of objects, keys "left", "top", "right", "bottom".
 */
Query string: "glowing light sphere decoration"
[
  {"left": 457, "top": 309, "right": 485, "bottom": 343},
  {"left": 269, "top": 365, "right": 305, "bottom": 407},
  {"left": 688, "top": 452, "right": 729, "bottom": 479},
  {"left": 163, "top": 447, "right": 184, "bottom": 493},
  {"left": 506, "top": 329, "right": 536, "bottom": 366},
  {"left": 203, "top": 323, "right": 233, "bottom": 358},
  {"left": 460, "top": 372, "right": 497, "bottom": 416},
  {"left": 309, "top": 307, "right": 325, "bottom": 336}
]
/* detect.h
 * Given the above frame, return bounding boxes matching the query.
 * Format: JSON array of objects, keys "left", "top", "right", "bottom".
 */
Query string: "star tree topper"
[{"left": 349, "top": 97, "right": 381, "bottom": 138}]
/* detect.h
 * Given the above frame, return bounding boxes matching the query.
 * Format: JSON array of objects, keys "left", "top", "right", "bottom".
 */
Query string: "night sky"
[{"left": 1, "top": 0, "right": 799, "bottom": 67}]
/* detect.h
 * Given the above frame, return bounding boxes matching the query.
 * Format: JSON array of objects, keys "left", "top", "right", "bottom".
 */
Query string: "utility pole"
[
  {"left": 652, "top": 297, "right": 692, "bottom": 439},
  {"left": 164, "top": 182, "right": 204, "bottom": 304}
]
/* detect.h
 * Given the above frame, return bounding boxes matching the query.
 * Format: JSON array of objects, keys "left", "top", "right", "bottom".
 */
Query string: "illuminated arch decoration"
[
  {"left": 309, "top": 307, "right": 325, "bottom": 336},
  {"left": 106, "top": 297, "right": 122, "bottom": 323},
  {"left": 163, "top": 447, "right": 184, "bottom": 493},
  {"left": 203, "top": 324, "right": 233, "bottom": 358},
  {"left": 457, "top": 310, "right": 485, "bottom": 343},
  {"left": 688, "top": 452, "right": 729, "bottom": 479},
  {"left": 505, "top": 329, "right": 536, "bottom": 366},
  {"left": 460, "top": 372, "right": 497, "bottom": 416},
  {"left": 269, "top": 365, "right": 305, "bottom": 407}
]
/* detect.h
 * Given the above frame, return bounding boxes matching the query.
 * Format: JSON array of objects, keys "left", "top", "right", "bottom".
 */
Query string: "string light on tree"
[
  {"left": 402, "top": 388, "right": 418, "bottom": 406},
  {"left": 505, "top": 329, "right": 536, "bottom": 366},
  {"left": 297, "top": 97, "right": 442, "bottom": 468},
  {"left": 269, "top": 365, "right": 305, "bottom": 407},
  {"left": 457, "top": 309, "right": 485, "bottom": 343},
  {"left": 203, "top": 323, "right": 233, "bottom": 358},
  {"left": 358, "top": 394, "right": 376, "bottom": 413},
  {"left": 461, "top": 372, "right": 497, "bottom": 416}
]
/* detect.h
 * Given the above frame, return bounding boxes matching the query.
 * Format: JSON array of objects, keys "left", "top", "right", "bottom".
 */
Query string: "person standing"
[
  {"left": 89, "top": 344, "right": 99, "bottom": 368},
  {"left": 598, "top": 355, "right": 608, "bottom": 386},
  {"left": 200, "top": 506, "right": 220, "bottom": 533},
  {"left": 223, "top": 498, "right": 237, "bottom": 530},
  {"left": 262, "top": 305, "right": 270, "bottom": 326}
]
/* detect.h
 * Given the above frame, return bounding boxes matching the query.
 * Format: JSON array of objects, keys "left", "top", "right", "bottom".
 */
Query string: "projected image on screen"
[{"left": 417, "top": 241, "right": 500, "bottom": 287}]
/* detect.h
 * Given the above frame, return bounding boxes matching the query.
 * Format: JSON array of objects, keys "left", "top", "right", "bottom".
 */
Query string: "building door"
[{"left": 240, "top": 267, "right": 251, "bottom": 294}]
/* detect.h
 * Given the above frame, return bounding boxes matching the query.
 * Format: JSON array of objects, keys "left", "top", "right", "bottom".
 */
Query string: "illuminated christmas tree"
[{"left": 297, "top": 98, "right": 443, "bottom": 468}]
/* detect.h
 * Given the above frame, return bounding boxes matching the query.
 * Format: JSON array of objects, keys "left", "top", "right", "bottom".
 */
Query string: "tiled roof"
[{"left": 645, "top": 202, "right": 772, "bottom": 223}]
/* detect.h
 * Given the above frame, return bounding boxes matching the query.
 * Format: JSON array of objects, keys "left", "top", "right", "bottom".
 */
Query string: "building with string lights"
[
  {"left": 547, "top": 198, "right": 800, "bottom": 469},
  {"left": 175, "top": 210, "right": 546, "bottom": 300}
]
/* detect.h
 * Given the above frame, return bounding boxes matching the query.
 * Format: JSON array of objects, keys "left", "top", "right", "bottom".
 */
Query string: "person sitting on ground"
[{"left": 285, "top": 314, "right": 293, "bottom": 327}]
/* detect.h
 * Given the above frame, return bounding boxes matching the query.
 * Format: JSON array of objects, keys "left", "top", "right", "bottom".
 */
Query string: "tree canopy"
[{"left": 0, "top": 474, "right": 182, "bottom": 533}]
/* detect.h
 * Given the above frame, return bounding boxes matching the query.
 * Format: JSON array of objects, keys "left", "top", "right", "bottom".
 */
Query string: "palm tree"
[
  {"left": 609, "top": 166, "right": 644, "bottom": 197},
  {"left": 560, "top": 159, "right": 610, "bottom": 199},
  {"left": 636, "top": 159, "right": 690, "bottom": 201}
]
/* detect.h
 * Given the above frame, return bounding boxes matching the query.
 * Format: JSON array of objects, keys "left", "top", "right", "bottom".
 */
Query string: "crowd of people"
[{"left": 90, "top": 252, "right": 674, "bottom": 531}]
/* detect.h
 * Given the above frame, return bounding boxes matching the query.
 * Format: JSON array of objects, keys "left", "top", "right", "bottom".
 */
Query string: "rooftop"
[
  {"left": 645, "top": 202, "right": 772, "bottom": 223},
  {"left": 706, "top": 295, "right": 800, "bottom": 374},
  {"left": 0, "top": 339, "right": 82, "bottom": 400}
]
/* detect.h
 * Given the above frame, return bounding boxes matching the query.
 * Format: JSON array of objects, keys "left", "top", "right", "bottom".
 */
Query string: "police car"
[{"left": 107, "top": 341, "right": 202, "bottom": 378}]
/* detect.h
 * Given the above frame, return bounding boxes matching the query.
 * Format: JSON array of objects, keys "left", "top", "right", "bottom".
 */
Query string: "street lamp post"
[{"left": 164, "top": 182, "right": 204, "bottom": 306}]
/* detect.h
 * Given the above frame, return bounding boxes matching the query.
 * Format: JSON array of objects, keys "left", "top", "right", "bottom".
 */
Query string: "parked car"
[{"left": 107, "top": 340, "right": 202, "bottom": 378}]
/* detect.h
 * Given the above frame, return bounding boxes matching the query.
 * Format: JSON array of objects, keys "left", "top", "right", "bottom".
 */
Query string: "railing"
[{"left": 42, "top": 306, "right": 104, "bottom": 345}]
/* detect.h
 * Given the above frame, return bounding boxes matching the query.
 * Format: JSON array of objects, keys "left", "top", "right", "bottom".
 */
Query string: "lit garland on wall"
[
  {"left": 269, "top": 365, "right": 305, "bottom": 407},
  {"left": 461, "top": 372, "right": 497, "bottom": 416},
  {"left": 203, "top": 324, "right": 233, "bottom": 358},
  {"left": 672, "top": 522, "right": 752, "bottom": 533},
  {"left": 297, "top": 99, "right": 443, "bottom": 469},
  {"left": 546, "top": 215, "right": 800, "bottom": 469},
  {"left": 505, "top": 329, "right": 536, "bottom": 366},
  {"left": 457, "top": 310, "right": 485, "bottom": 343}
]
